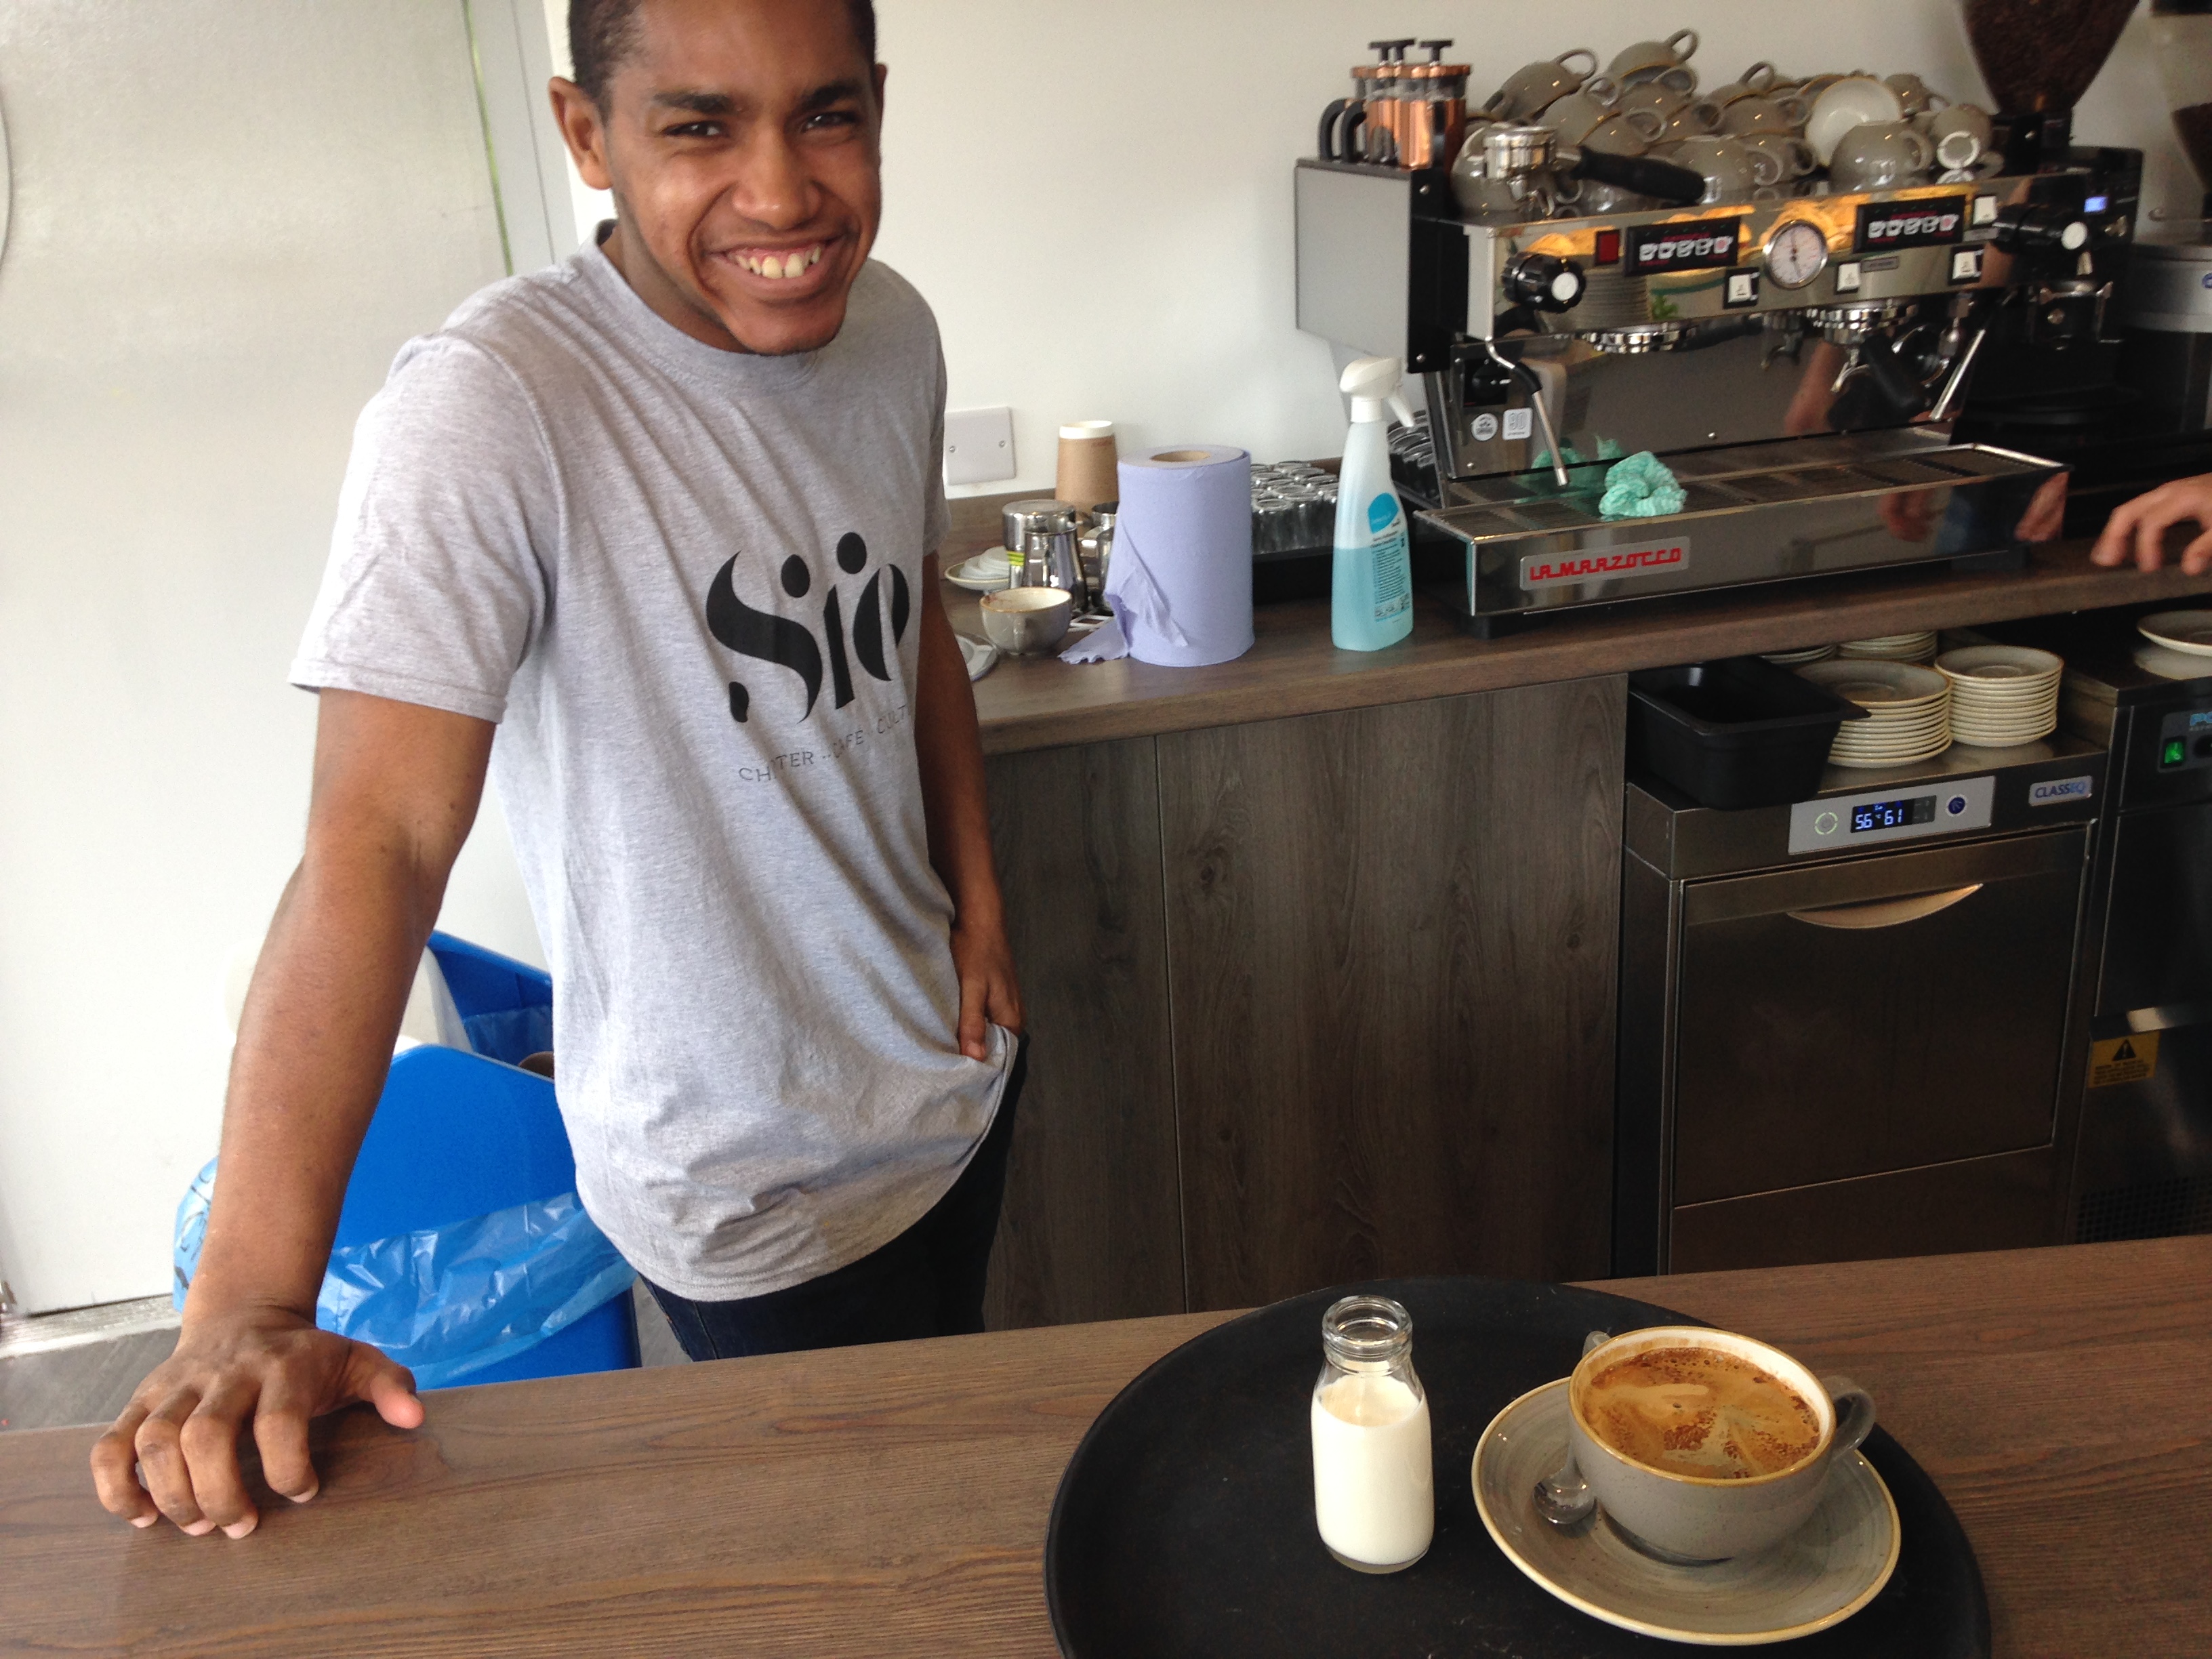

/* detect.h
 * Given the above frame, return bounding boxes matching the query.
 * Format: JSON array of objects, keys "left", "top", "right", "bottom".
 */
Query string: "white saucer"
[
  {"left": 1799, "top": 660, "right": 1948, "bottom": 708},
  {"left": 945, "top": 551, "right": 1018, "bottom": 592},
  {"left": 2138, "top": 611, "right": 2212, "bottom": 657},
  {"left": 2135, "top": 642, "right": 2212, "bottom": 680},
  {"left": 1471, "top": 1379, "right": 1900, "bottom": 1646}
]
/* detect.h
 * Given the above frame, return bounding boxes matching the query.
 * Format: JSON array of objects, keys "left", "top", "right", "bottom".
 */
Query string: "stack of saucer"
[
  {"left": 1761, "top": 643, "right": 1837, "bottom": 666},
  {"left": 1935, "top": 645, "right": 2063, "bottom": 747},
  {"left": 1837, "top": 630, "right": 1939, "bottom": 664},
  {"left": 1800, "top": 659, "right": 1952, "bottom": 767}
]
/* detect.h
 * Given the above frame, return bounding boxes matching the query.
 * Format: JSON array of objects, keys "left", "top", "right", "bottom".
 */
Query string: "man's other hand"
[
  {"left": 951, "top": 916, "right": 1025, "bottom": 1062},
  {"left": 2091, "top": 475, "right": 2212, "bottom": 573},
  {"left": 89, "top": 1305, "right": 423, "bottom": 1538}
]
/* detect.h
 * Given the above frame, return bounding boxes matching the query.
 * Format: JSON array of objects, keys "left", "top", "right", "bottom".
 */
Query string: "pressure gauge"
[{"left": 1764, "top": 220, "right": 1830, "bottom": 289}]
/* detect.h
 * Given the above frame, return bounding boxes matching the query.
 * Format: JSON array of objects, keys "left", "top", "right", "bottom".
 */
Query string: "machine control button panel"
[
  {"left": 1788, "top": 775, "right": 1994, "bottom": 855},
  {"left": 2155, "top": 707, "right": 2212, "bottom": 771}
]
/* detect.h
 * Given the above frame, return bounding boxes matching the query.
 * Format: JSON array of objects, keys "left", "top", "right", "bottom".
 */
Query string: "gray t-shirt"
[{"left": 293, "top": 244, "right": 1012, "bottom": 1300}]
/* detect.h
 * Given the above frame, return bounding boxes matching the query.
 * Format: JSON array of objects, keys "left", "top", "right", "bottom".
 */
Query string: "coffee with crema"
[{"left": 1584, "top": 1346, "right": 1820, "bottom": 1479}]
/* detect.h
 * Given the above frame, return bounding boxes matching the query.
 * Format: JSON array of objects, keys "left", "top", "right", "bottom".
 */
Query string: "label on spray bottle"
[{"left": 1368, "top": 494, "right": 1411, "bottom": 621}]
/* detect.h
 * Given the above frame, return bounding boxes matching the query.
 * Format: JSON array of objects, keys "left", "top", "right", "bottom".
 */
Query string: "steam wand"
[{"left": 1483, "top": 340, "right": 1572, "bottom": 488}]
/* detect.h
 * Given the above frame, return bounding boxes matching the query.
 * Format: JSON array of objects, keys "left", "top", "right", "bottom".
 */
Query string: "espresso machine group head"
[{"left": 1296, "top": 23, "right": 2142, "bottom": 633}]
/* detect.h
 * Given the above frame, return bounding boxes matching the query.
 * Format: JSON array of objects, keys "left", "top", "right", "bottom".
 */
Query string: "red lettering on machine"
[{"left": 1519, "top": 538, "right": 1691, "bottom": 590}]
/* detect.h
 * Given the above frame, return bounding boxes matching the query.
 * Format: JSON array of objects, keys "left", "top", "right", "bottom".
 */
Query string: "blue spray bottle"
[{"left": 1330, "top": 355, "right": 1418, "bottom": 651}]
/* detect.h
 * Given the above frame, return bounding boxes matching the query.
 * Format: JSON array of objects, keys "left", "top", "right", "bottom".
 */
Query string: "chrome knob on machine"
[{"left": 1502, "top": 251, "right": 1586, "bottom": 312}]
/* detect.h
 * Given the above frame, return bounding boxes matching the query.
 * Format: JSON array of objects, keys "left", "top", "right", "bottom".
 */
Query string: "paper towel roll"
[{"left": 1106, "top": 445, "right": 1254, "bottom": 668}]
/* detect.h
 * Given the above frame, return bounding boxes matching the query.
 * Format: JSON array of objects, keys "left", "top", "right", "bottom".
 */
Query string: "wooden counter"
[
  {"left": 965, "top": 537, "right": 2212, "bottom": 755},
  {"left": 3, "top": 1235, "right": 2205, "bottom": 1657}
]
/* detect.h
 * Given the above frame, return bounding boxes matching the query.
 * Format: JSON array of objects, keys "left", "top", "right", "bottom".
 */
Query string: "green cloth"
[{"left": 1599, "top": 451, "right": 1686, "bottom": 519}]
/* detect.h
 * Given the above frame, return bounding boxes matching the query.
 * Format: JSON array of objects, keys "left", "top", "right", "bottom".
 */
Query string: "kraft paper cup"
[{"left": 1057, "top": 421, "right": 1120, "bottom": 512}]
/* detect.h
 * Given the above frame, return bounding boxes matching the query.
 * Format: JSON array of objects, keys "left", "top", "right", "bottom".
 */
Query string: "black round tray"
[{"left": 1046, "top": 1277, "right": 1988, "bottom": 1656}]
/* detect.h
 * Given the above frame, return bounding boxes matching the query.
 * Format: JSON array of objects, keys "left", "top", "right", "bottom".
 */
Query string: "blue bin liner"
[{"left": 173, "top": 1158, "right": 635, "bottom": 1389}]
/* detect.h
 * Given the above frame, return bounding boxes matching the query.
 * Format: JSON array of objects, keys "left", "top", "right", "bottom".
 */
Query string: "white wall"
[{"left": 0, "top": 1, "right": 539, "bottom": 1313}]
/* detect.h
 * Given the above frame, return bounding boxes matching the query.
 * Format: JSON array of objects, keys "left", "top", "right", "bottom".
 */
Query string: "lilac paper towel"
[{"left": 1103, "top": 445, "right": 1253, "bottom": 668}]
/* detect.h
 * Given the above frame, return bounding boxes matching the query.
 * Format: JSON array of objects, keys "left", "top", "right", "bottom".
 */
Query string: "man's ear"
[{"left": 548, "top": 77, "right": 613, "bottom": 192}]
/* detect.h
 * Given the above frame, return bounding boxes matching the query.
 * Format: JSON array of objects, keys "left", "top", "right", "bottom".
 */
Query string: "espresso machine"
[{"left": 1295, "top": 25, "right": 2142, "bottom": 634}]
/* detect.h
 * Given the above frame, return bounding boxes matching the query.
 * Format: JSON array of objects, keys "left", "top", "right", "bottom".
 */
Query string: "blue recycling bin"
[{"left": 328, "top": 932, "right": 638, "bottom": 1386}]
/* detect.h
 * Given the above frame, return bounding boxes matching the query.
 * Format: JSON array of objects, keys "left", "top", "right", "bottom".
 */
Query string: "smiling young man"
[{"left": 91, "top": 0, "right": 1025, "bottom": 1538}]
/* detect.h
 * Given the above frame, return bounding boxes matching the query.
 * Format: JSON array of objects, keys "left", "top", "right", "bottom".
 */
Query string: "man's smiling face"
[{"left": 553, "top": 0, "right": 884, "bottom": 356}]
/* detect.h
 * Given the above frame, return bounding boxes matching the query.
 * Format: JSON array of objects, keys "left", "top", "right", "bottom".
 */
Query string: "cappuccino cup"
[
  {"left": 1661, "top": 134, "right": 1784, "bottom": 203},
  {"left": 1828, "top": 119, "right": 1936, "bottom": 193},
  {"left": 1544, "top": 77, "right": 1644, "bottom": 146},
  {"left": 1486, "top": 47, "right": 1598, "bottom": 121},
  {"left": 1569, "top": 1326, "right": 1875, "bottom": 1562},
  {"left": 1718, "top": 92, "right": 1809, "bottom": 137},
  {"left": 1608, "top": 28, "right": 1700, "bottom": 87},
  {"left": 1736, "top": 129, "right": 1819, "bottom": 182}
]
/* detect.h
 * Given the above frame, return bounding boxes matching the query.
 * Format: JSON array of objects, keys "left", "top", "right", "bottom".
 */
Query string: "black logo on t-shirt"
[{"left": 705, "top": 532, "right": 910, "bottom": 723}]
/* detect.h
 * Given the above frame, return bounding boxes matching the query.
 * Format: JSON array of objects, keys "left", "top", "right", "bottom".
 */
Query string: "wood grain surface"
[
  {"left": 981, "top": 739, "right": 1185, "bottom": 1328},
  {"left": 1158, "top": 681, "right": 1623, "bottom": 1308},
  {"left": 3, "top": 1236, "right": 2205, "bottom": 1658},
  {"left": 964, "top": 537, "right": 2212, "bottom": 756}
]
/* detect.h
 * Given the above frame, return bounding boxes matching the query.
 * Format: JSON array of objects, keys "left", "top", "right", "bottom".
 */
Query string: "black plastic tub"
[{"left": 1628, "top": 656, "right": 1870, "bottom": 810}]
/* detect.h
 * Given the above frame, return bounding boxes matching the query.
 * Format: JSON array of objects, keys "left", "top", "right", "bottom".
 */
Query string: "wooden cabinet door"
[
  {"left": 1158, "top": 680, "right": 1624, "bottom": 1309},
  {"left": 983, "top": 739, "right": 1185, "bottom": 1328}
]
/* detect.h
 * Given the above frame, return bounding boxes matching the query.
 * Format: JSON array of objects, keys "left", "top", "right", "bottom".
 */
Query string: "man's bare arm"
[
  {"left": 912, "top": 554, "right": 1023, "bottom": 1059},
  {"left": 89, "top": 690, "right": 495, "bottom": 1536}
]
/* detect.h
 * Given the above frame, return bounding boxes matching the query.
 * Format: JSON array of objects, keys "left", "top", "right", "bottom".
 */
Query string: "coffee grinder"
[
  {"left": 1945, "top": 0, "right": 2148, "bottom": 527},
  {"left": 2095, "top": 0, "right": 2212, "bottom": 514}
]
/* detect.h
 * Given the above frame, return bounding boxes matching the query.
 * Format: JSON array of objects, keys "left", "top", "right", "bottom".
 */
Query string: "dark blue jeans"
[{"left": 646, "top": 1039, "right": 1027, "bottom": 1361}]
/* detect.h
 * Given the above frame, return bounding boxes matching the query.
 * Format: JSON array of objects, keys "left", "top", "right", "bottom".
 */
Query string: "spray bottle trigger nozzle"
[{"left": 1388, "top": 392, "right": 1418, "bottom": 429}]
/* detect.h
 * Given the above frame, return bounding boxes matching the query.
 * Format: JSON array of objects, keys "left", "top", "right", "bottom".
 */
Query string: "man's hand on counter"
[
  {"left": 90, "top": 1305, "right": 424, "bottom": 1537},
  {"left": 2092, "top": 474, "right": 2212, "bottom": 573}
]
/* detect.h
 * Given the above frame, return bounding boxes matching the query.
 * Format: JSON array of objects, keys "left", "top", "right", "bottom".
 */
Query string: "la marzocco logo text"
[{"left": 1520, "top": 539, "right": 1689, "bottom": 590}]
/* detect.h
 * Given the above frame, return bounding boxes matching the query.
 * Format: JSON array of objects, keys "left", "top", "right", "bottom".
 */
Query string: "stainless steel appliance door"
[
  {"left": 2098, "top": 802, "right": 2212, "bottom": 1016},
  {"left": 1673, "top": 828, "right": 2089, "bottom": 1204}
]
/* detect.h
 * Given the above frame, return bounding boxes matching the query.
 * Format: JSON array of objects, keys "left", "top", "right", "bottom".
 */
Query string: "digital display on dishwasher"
[{"left": 1851, "top": 795, "right": 1937, "bottom": 832}]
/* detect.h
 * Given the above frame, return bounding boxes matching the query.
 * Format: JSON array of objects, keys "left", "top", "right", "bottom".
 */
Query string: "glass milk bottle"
[{"left": 1310, "top": 1294, "right": 1434, "bottom": 1572}]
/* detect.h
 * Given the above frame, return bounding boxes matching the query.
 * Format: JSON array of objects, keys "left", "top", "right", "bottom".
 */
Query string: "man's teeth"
[{"left": 737, "top": 245, "right": 825, "bottom": 280}]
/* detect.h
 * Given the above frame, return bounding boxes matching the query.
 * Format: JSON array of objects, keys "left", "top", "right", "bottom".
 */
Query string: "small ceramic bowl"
[{"left": 979, "top": 586, "right": 1073, "bottom": 655}]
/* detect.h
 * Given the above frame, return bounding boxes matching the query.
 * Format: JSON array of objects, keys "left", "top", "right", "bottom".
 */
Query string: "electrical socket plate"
[{"left": 943, "top": 405, "right": 1016, "bottom": 486}]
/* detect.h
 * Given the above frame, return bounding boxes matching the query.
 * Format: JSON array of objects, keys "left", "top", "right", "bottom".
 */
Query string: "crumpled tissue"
[{"left": 1599, "top": 451, "right": 1687, "bottom": 519}]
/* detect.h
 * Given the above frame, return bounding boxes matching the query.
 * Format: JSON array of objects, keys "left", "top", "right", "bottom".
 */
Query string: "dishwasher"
[{"left": 1616, "top": 738, "right": 2106, "bottom": 1275}]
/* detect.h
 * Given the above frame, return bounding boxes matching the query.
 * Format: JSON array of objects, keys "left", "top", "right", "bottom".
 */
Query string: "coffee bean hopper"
[{"left": 1294, "top": 18, "right": 2142, "bottom": 635}]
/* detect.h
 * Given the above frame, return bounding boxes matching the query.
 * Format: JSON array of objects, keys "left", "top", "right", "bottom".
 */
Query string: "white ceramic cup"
[
  {"left": 978, "top": 586, "right": 1072, "bottom": 655},
  {"left": 1544, "top": 77, "right": 1641, "bottom": 145},
  {"left": 1736, "top": 129, "right": 1819, "bottom": 181},
  {"left": 1568, "top": 1326, "right": 1877, "bottom": 1562},
  {"left": 1923, "top": 101, "right": 1995, "bottom": 156},
  {"left": 1719, "top": 91, "right": 1809, "bottom": 136},
  {"left": 1486, "top": 48, "right": 1600, "bottom": 121},
  {"left": 1708, "top": 60, "right": 1783, "bottom": 106},
  {"left": 1828, "top": 119, "right": 1936, "bottom": 193},
  {"left": 1805, "top": 74, "right": 1906, "bottom": 165},
  {"left": 1883, "top": 72, "right": 1949, "bottom": 117},
  {"left": 1608, "top": 28, "right": 1700, "bottom": 87},
  {"left": 1662, "top": 134, "right": 1784, "bottom": 202}
]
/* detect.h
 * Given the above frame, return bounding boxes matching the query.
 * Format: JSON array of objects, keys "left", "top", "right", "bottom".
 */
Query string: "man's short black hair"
[{"left": 570, "top": 0, "right": 880, "bottom": 106}]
